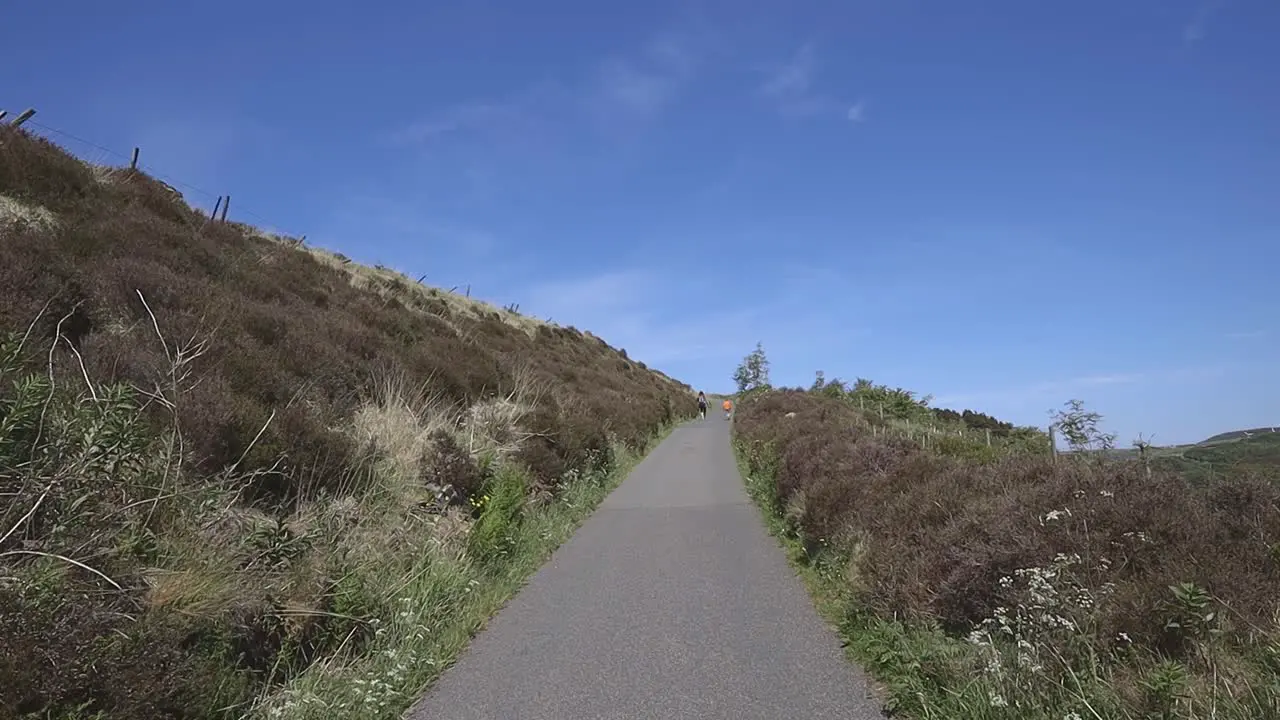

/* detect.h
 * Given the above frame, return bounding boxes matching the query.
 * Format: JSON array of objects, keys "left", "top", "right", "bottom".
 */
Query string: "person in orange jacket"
[{"left": 722, "top": 398, "right": 733, "bottom": 420}]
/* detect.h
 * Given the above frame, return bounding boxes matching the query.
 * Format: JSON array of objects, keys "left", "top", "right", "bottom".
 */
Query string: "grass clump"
[{"left": 733, "top": 379, "right": 1280, "bottom": 719}]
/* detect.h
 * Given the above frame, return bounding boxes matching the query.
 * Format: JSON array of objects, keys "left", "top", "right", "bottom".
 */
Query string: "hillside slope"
[
  {"left": 734, "top": 387, "right": 1280, "bottom": 719},
  {"left": 0, "top": 126, "right": 694, "bottom": 719},
  {"left": 1107, "top": 429, "right": 1280, "bottom": 483},
  {"left": 1201, "top": 427, "right": 1280, "bottom": 444}
]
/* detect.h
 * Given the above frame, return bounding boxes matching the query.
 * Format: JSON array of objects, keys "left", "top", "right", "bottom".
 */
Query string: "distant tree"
[
  {"left": 733, "top": 342, "right": 772, "bottom": 394},
  {"left": 932, "top": 408, "right": 963, "bottom": 424},
  {"left": 1049, "top": 399, "right": 1116, "bottom": 452}
]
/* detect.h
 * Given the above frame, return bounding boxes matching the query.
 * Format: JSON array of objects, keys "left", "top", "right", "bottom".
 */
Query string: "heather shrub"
[
  {"left": 735, "top": 388, "right": 1280, "bottom": 717},
  {"left": 1, "top": 124, "right": 694, "bottom": 719},
  {"left": 421, "top": 429, "right": 486, "bottom": 500}
]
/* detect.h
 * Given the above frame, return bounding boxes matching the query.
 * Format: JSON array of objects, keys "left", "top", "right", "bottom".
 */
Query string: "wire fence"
[
  {"left": 3, "top": 106, "right": 547, "bottom": 325},
  {"left": 4, "top": 106, "right": 302, "bottom": 239},
  {"left": 827, "top": 393, "right": 1061, "bottom": 458}
]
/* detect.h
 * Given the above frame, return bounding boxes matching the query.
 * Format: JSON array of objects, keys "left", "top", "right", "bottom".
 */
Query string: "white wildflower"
[{"left": 1040, "top": 508, "right": 1072, "bottom": 525}]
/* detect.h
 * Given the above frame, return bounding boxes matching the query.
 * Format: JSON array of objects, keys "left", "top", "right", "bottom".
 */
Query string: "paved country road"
[{"left": 406, "top": 417, "right": 886, "bottom": 720}]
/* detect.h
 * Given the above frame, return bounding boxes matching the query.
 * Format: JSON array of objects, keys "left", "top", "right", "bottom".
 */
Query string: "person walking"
[
  {"left": 722, "top": 398, "right": 733, "bottom": 420},
  {"left": 697, "top": 391, "right": 708, "bottom": 419}
]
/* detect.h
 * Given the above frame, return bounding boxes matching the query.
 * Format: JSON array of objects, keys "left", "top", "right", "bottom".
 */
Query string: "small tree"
[
  {"left": 810, "top": 370, "right": 826, "bottom": 392},
  {"left": 733, "top": 342, "right": 771, "bottom": 395},
  {"left": 1048, "top": 399, "right": 1116, "bottom": 453}
]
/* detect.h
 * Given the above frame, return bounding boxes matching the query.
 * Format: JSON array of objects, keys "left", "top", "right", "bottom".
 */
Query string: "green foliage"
[
  {"left": 733, "top": 342, "right": 771, "bottom": 395},
  {"left": 467, "top": 465, "right": 528, "bottom": 563},
  {"left": 931, "top": 433, "right": 1001, "bottom": 463},
  {"left": 1183, "top": 432, "right": 1280, "bottom": 472},
  {"left": 1050, "top": 398, "right": 1117, "bottom": 452},
  {"left": 932, "top": 407, "right": 1015, "bottom": 436},
  {"left": 810, "top": 371, "right": 934, "bottom": 422}
]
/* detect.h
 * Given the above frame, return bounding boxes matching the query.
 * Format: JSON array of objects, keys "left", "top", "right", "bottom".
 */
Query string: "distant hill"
[
  {"left": 1105, "top": 427, "right": 1280, "bottom": 483},
  {"left": 1199, "top": 427, "right": 1280, "bottom": 444}
]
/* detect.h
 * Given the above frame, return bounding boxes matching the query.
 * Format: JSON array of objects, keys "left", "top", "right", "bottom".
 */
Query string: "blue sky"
[{"left": 5, "top": 0, "right": 1278, "bottom": 445}]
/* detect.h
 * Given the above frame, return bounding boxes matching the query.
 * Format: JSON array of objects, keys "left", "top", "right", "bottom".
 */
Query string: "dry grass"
[
  {"left": 0, "top": 193, "right": 58, "bottom": 233},
  {"left": 302, "top": 244, "right": 549, "bottom": 336}
]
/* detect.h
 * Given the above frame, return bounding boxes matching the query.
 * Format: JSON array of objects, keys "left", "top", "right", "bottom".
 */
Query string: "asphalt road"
[{"left": 406, "top": 416, "right": 886, "bottom": 720}]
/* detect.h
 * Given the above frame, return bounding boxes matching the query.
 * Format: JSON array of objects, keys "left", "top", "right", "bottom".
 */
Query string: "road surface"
[{"left": 406, "top": 416, "right": 885, "bottom": 720}]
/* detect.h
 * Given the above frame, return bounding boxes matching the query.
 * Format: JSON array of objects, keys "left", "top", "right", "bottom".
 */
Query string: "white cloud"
[{"left": 846, "top": 100, "right": 867, "bottom": 123}]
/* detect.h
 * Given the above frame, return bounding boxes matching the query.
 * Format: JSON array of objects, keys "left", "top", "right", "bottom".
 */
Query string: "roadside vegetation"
[
  {"left": 731, "top": 344, "right": 1280, "bottom": 719},
  {"left": 0, "top": 125, "right": 695, "bottom": 719}
]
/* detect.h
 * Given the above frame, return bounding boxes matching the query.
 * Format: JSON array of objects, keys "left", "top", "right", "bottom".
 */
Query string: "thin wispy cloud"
[
  {"left": 527, "top": 269, "right": 655, "bottom": 315},
  {"left": 755, "top": 43, "right": 864, "bottom": 121},
  {"left": 519, "top": 263, "right": 871, "bottom": 375},
  {"left": 846, "top": 100, "right": 867, "bottom": 124},
  {"left": 595, "top": 59, "right": 680, "bottom": 118},
  {"left": 933, "top": 372, "right": 1146, "bottom": 410},
  {"left": 129, "top": 115, "right": 271, "bottom": 193},
  {"left": 756, "top": 43, "right": 831, "bottom": 117},
  {"left": 933, "top": 365, "right": 1231, "bottom": 414},
  {"left": 318, "top": 195, "right": 499, "bottom": 275},
  {"left": 1184, "top": 0, "right": 1228, "bottom": 44},
  {"left": 392, "top": 102, "right": 523, "bottom": 145},
  {"left": 759, "top": 43, "right": 817, "bottom": 99},
  {"left": 1225, "top": 329, "right": 1268, "bottom": 340},
  {"left": 394, "top": 27, "right": 701, "bottom": 152},
  {"left": 590, "top": 31, "right": 700, "bottom": 124}
]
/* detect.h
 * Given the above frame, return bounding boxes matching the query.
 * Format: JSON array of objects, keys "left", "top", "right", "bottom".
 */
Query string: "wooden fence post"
[
  {"left": 985, "top": 429, "right": 992, "bottom": 447},
  {"left": 130, "top": 147, "right": 140, "bottom": 170},
  {"left": 11, "top": 108, "right": 37, "bottom": 128},
  {"left": 220, "top": 196, "right": 230, "bottom": 222},
  {"left": 1049, "top": 426, "right": 1058, "bottom": 463},
  {"left": 210, "top": 197, "right": 222, "bottom": 221}
]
